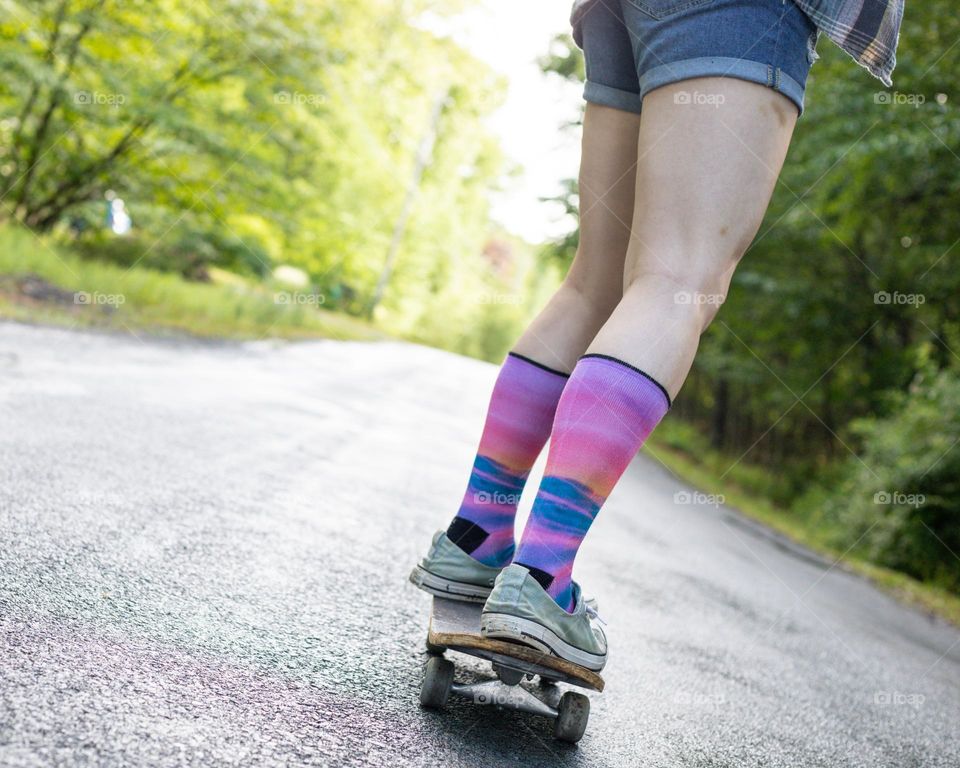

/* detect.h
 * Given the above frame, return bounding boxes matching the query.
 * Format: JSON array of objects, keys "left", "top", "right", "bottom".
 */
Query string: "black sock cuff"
[
  {"left": 578, "top": 353, "right": 672, "bottom": 408},
  {"left": 514, "top": 562, "right": 555, "bottom": 591},
  {"left": 507, "top": 352, "right": 570, "bottom": 379},
  {"left": 446, "top": 517, "right": 489, "bottom": 554}
]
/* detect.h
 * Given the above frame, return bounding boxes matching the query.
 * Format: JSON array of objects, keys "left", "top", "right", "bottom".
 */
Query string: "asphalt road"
[{"left": 1, "top": 321, "right": 958, "bottom": 767}]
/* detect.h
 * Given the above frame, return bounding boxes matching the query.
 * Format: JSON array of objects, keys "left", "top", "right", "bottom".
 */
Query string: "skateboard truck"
[{"left": 451, "top": 678, "right": 558, "bottom": 719}]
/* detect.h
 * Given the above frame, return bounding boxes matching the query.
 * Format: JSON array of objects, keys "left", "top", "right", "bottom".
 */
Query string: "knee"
[
  {"left": 686, "top": 259, "right": 738, "bottom": 330},
  {"left": 561, "top": 268, "right": 622, "bottom": 325},
  {"left": 624, "top": 241, "right": 745, "bottom": 333}
]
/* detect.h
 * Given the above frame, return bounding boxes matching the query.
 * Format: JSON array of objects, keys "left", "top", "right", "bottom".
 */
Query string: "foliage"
[
  {"left": 681, "top": 6, "right": 960, "bottom": 466},
  {"left": 825, "top": 365, "right": 960, "bottom": 590},
  {"left": 680, "top": 8, "right": 960, "bottom": 595},
  {"left": 536, "top": 35, "right": 584, "bottom": 269},
  {"left": 537, "top": 33, "right": 585, "bottom": 87},
  {"left": 73, "top": 228, "right": 270, "bottom": 280},
  {"left": 0, "top": 0, "right": 550, "bottom": 359}
]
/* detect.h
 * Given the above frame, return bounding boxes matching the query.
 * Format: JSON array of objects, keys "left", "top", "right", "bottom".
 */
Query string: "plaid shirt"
[{"left": 571, "top": 0, "right": 904, "bottom": 86}]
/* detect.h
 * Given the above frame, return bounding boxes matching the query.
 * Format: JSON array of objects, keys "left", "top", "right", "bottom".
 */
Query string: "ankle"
[
  {"left": 514, "top": 561, "right": 575, "bottom": 612},
  {"left": 447, "top": 517, "right": 514, "bottom": 567}
]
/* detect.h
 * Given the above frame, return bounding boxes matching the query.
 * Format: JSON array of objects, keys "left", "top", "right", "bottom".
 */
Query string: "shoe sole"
[
  {"left": 408, "top": 565, "right": 491, "bottom": 603},
  {"left": 480, "top": 612, "right": 607, "bottom": 671}
]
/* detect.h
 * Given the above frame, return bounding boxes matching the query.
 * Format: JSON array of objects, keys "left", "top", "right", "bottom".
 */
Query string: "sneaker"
[
  {"left": 479, "top": 564, "right": 607, "bottom": 671},
  {"left": 408, "top": 530, "right": 506, "bottom": 602}
]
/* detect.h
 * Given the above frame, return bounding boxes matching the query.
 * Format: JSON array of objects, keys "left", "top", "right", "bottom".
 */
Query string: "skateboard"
[{"left": 419, "top": 596, "right": 604, "bottom": 743}]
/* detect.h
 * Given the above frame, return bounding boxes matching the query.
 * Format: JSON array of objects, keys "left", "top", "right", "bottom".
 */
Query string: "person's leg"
[
  {"left": 444, "top": 353, "right": 568, "bottom": 567},
  {"left": 510, "top": 103, "right": 640, "bottom": 373},
  {"left": 590, "top": 78, "right": 797, "bottom": 392},
  {"left": 443, "top": 102, "right": 640, "bottom": 566},
  {"left": 515, "top": 77, "right": 798, "bottom": 610}
]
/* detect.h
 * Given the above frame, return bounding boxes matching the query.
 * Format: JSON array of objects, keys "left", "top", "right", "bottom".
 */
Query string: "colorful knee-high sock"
[
  {"left": 446, "top": 352, "right": 569, "bottom": 567},
  {"left": 514, "top": 354, "right": 670, "bottom": 611}
]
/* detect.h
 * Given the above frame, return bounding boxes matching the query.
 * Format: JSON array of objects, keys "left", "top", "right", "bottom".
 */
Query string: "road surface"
[{"left": 0, "top": 321, "right": 958, "bottom": 767}]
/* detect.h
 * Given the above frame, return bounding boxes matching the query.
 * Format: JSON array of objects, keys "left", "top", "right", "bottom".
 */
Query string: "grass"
[
  {"left": 645, "top": 419, "right": 960, "bottom": 627},
  {"left": 0, "top": 226, "right": 383, "bottom": 342}
]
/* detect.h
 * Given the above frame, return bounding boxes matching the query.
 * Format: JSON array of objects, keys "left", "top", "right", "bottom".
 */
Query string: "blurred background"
[{"left": 0, "top": 0, "right": 958, "bottom": 623}]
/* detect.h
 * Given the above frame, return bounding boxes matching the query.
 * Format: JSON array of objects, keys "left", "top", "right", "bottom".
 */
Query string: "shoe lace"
[{"left": 585, "top": 602, "right": 606, "bottom": 626}]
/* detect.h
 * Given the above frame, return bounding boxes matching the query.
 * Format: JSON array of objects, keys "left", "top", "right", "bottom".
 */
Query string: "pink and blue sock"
[
  {"left": 446, "top": 352, "right": 569, "bottom": 567},
  {"left": 514, "top": 354, "right": 670, "bottom": 611}
]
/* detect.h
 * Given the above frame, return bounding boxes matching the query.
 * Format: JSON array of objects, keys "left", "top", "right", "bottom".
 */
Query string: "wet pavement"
[{"left": 0, "top": 321, "right": 958, "bottom": 767}]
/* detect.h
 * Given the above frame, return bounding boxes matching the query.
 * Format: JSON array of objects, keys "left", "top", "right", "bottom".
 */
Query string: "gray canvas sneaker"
[
  {"left": 409, "top": 530, "right": 505, "bottom": 602},
  {"left": 480, "top": 564, "right": 607, "bottom": 671}
]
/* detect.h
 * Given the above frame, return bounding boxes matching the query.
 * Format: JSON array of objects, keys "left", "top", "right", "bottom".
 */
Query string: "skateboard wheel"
[
  {"left": 425, "top": 639, "right": 446, "bottom": 656},
  {"left": 554, "top": 691, "right": 590, "bottom": 743},
  {"left": 420, "top": 657, "right": 455, "bottom": 709}
]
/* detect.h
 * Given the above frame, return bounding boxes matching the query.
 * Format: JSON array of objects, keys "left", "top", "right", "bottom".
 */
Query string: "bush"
[
  {"left": 824, "top": 367, "right": 960, "bottom": 591},
  {"left": 73, "top": 228, "right": 271, "bottom": 281}
]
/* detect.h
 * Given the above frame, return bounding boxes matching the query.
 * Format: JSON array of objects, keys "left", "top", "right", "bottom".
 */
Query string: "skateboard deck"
[
  {"left": 418, "top": 596, "right": 603, "bottom": 743},
  {"left": 427, "top": 597, "right": 604, "bottom": 691}
]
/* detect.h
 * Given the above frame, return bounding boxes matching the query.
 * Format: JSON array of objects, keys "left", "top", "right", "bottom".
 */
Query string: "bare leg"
[
  {"left": 509, "top": 79, "right": 800, "bottom": 613},
  {"left": 512, "top": 103, "right": 640, "bottom": 373},
  {"left": 587, "top": 77, "right": 798, "bottom": 397}
]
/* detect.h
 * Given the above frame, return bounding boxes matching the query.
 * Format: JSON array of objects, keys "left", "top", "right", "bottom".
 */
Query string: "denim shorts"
[{"left": 572, "top": 0, "right": 818, "bottom": 114}]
